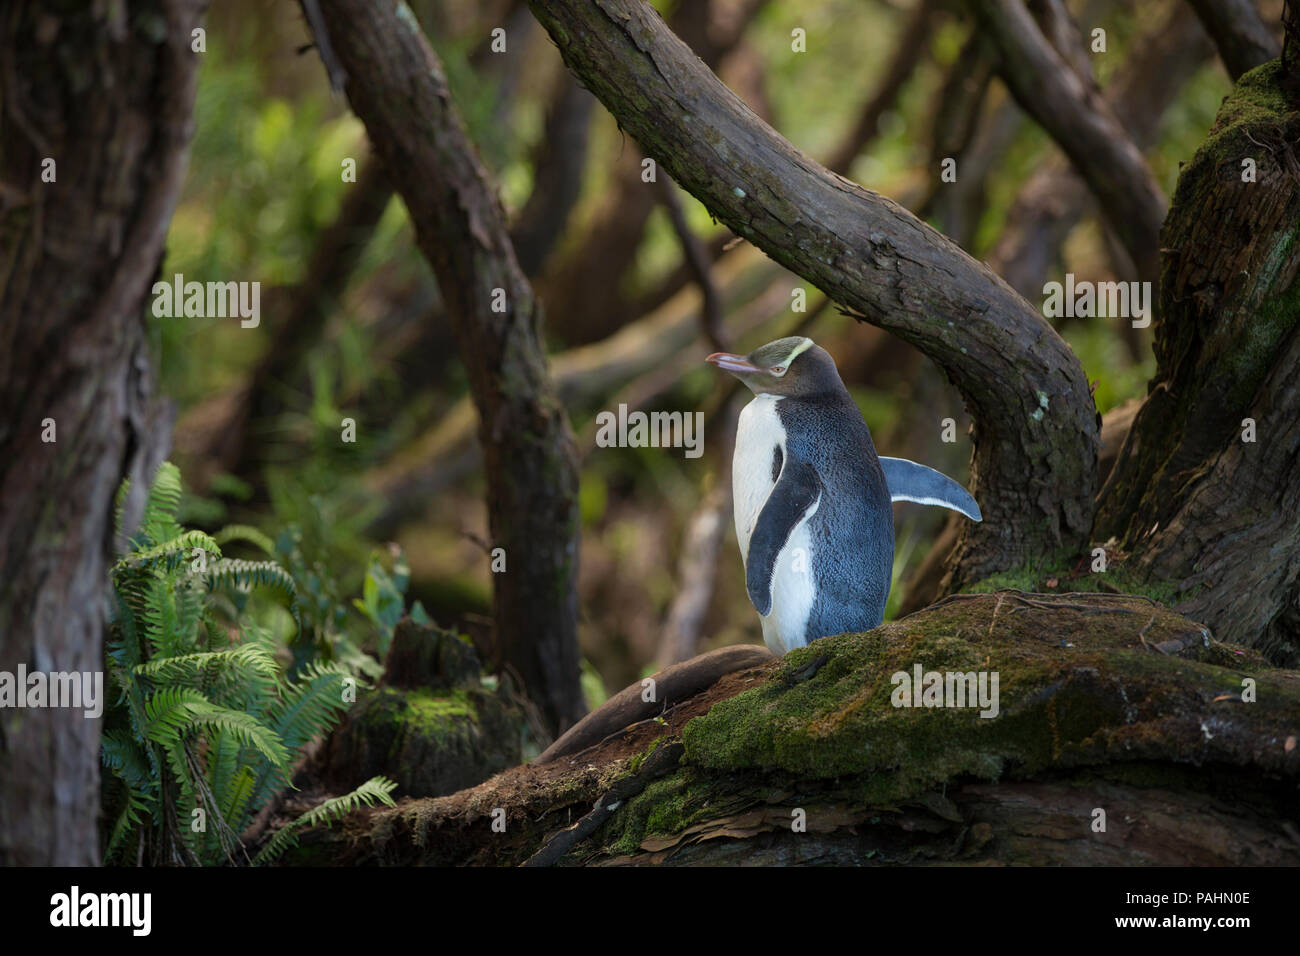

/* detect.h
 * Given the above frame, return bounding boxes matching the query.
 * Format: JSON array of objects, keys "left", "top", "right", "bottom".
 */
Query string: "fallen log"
[{"left": 278, "top": 593, "right": 1300, "bottom": 866}]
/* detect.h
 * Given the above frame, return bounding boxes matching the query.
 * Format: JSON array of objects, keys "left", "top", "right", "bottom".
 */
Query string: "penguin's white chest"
[{"left": 732, "top": 394, "right": 818, "bottom": 657}]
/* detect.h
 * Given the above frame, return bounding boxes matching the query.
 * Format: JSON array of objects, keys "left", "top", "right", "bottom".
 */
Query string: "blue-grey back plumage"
[{"left": 776, "top": 392, "right": 893, "bottom": 641}]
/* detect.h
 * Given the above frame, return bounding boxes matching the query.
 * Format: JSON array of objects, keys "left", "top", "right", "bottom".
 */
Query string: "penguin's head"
[{"left": 706, "top": 336, "right": 840, "bottom": 398}]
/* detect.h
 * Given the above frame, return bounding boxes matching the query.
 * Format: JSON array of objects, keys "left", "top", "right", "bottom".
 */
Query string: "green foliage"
[
  {"left": 103, "top": 462, "right": 376, "bottom": 866},
  {"left": 352, "top": 548, "right": 432, "bottom": 658},
  {"left": 267, "top": 483, "right": 382, "bottom": 679},
  {"left": 251, "top": 776, "right": 397, "bottom": 866},
  {"left": 259, "top": 473, "right": 433, "bottom": 677},
  {"left": 580, "top": 658, "right": 609, "bottom": 712}
]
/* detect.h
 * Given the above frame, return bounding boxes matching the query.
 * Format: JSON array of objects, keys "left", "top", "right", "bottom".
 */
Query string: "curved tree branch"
[{"left": 526, "top": 0, "right": 1099, "bottom": 590}]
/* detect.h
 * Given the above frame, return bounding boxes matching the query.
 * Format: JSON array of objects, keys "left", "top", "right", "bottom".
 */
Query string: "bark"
[
  {"left": 526, "top": 0, "right": 1099, "bottom": 593},
  {"left": 1186, "top": 0, "right": 1281, "bottom": 79},
  {"left": 901, "top": 2, "right": 1209, "bottom": 613},
  {"left": 310, "top": 0, "right": 586, "bottom": 735},
  {"left": 0, "top": 0, "right": 204, "bottom": 864},
  {"left": 973, "top": 0, "right": 1169, "bottom": 287},
  {"left": 1096, "top": 56, "right": 1300, "bottom": 664},
  {"left": 281, "top": 594, "right": 1300, "bottom": 866}
]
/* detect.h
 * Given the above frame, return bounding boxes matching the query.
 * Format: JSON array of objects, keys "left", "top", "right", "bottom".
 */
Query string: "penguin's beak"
[{"left": 706, "top": 352, "right": 759, "bottom": 374}]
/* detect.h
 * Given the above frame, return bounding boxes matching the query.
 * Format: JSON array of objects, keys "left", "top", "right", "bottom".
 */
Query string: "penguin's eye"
[{"left": 770, "top": 365, "right": 786, "bottom": 376}]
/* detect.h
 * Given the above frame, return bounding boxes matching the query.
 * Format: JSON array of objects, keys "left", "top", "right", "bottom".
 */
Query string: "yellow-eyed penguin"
[{"left": 707, "top": 336, "right": 982, "bottom": 656}]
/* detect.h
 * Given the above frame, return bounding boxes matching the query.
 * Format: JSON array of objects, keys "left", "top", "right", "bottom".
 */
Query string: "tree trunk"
[
  {"left": 1096, "top": 54, "right": 1300, "bottom": 664},
  {"left": 310, "top": 0, "right": 587, "bottom": 736},
  {"left": 0, "top": 0, "right": 204, "bottom": 864}
]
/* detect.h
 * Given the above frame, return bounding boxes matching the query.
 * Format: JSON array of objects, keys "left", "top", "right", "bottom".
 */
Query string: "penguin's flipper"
[
  {"left": 746, "top": 459, "right": 822, "bottom": 616},
  {"left": 879, "top": 457, "right": 982, "bottom": 522}
]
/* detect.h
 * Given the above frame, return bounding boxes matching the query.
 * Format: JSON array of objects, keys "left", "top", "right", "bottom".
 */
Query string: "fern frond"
[
  {"left": 133, "top": 643, "right": 280, "bottom": 685},
  {"left": 246, "top": 661, "right": 350, "bottom": 810},
  {"left": 101, "top": 729, "right": 154, "bottom": 794},
  {"left": 212, "top": 524, "right": 276, "bottom": 557},
  {"left": 105, "top": 789, "right": 149, "bottom": 863},
  {"left": 271, "top": 661, "right": 350, "bottom": 752},
  {"left": 218, "top": 763, "right": 258, "bottom": 835},
  {"left": 205, "top": 559, "right": 299, "bottom": 623},
  {"left": 140, "top": 461, "right": 184, "bottom": 546},
  {"left": 144, "top": 687, "right": 289, "bottom": 770},
  {"left": 141, "top": 573, "right": 206, "bottom": 660},
  {"left": 114, "top": 529, "right": 221, "bottom": 573},
  {"left": 113, "top": 477, "right": 131, "bottom": 541},
  {"left": 251, "top": 776, "right": 397, "bottom": 866}
]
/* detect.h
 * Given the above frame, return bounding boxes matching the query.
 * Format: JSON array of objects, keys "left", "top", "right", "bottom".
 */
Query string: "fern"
[
  {"left": 248, "top": 661, "right": 350, "bottom": 811},
  {"left": 138, "top": 461, "right": 184, "bottom": 547},
  {"left": 251, "top": 776, "right": 397, "bottom": 866},
  {"left": 143, "top": 687, "right": 289, "bottom": 769},
  {"left": 133, "top": 643, "right": 280, "bottom": 686},
  {"left": 102, "top": 461, "right": 367, "bottom": 866},
  {"left": 205, "top": 558, "right": 300, "bottom": 624},
  {"left": 113, "top": 529, "right": 221, "bottom": 573},
  {"left": 212, "top": 524, "right": 276, "bottom": 556}
]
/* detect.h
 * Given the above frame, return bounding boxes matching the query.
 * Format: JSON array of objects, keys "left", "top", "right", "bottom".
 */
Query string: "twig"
[
  {"left": 1137, "top": 610, "right": 1159, "bottom": 651},
  {"left": 658, "top": 176, "right": 727, "bottom": 352}
]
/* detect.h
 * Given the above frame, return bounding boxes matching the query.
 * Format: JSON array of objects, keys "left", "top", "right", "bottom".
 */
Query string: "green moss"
[
  {"left": 404, "top": 688, "right": 478, "bottom": 731},
  {"left": 352, "top": 686, "right": 479, "bottom": 754},
  {"left": 1165, "top": 58, "right": 1300, "bottom": 409},
  {"left": 601, "top": 769, "right": 722, "bottom": 856},
  {"left": 962, "top": 559, "right": 1067, "bottom": 594},
  {"left": 963, "top": 556, "right": 1190, "bottom": 606},
  {"left": 626, "top": 735, "right": 666, "bottom": 774},
  {"left": 1193, "top": 60, "right": 1293, "bottom": 168},
  {"left": 677, "top": 596, "right": 1300, "bottom": 807},
  {"left": 1105, "top": 566, "right": 1191, "bottom": 606}
]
